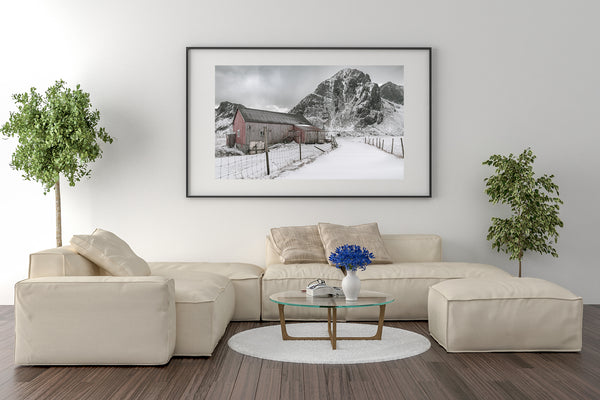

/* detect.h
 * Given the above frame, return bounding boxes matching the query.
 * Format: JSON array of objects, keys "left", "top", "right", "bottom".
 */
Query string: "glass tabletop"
[{"left": 269, "top": 290, "right": 394, "bottom": 308}]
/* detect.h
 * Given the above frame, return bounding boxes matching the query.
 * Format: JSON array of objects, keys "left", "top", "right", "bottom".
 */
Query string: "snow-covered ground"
[
  {"left": 214, "top": 136, "right": 404, "bottom": 180},
  {"left": 279, "top": 137, "right": 404, "bottom": 180}
]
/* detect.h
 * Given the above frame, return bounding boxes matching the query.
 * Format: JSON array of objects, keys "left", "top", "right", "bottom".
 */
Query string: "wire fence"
[
  {"left": 215, "top": 141, "right": 334, "bottom": 179},
  {"left": 215, "top": 133, "right": 400, "bottom": 179},
  {"left": 364, "top": 136, "right": 404, "bottom": 158}
]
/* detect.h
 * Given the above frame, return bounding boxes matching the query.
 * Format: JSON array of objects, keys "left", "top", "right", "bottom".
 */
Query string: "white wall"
[{"left": 1, "top": 0, "right": 599, "bottom": 304}]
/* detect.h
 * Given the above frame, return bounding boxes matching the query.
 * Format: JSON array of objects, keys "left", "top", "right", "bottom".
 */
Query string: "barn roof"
[{"left": 237, "top": 107, "right": 315, "bottom": 127}]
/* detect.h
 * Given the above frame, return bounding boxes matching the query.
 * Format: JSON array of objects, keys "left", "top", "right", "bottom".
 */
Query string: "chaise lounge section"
[{"left": 17, "top": 235, "right": 264, "bottom": 364}]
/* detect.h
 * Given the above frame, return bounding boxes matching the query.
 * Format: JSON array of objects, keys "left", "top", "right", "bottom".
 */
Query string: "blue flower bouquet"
[{"left": 328, "top": 244, "right": 375, "bottom": 275}]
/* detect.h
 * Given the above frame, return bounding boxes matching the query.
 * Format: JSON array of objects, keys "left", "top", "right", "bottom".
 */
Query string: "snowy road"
[{"left": 279, "top": 138, "right": 404, "bottom": 180}]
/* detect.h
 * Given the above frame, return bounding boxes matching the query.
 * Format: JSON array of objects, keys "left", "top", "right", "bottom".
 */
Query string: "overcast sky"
[{"left": 215, "top": 65, "right": 404, "bottom": 112}]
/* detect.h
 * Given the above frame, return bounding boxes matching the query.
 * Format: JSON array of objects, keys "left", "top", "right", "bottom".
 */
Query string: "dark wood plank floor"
[{"left": 1, "top": 305, "right": 599, "bottom": 400}]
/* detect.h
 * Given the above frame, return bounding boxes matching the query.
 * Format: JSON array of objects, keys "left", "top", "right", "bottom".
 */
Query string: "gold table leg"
[
  {"left": 277, "top": 303, "right": 386, "bottom": 349},
  {"left": 327, "top": 308, "right": 332, "bottom": 337},
  {"left": 335, "top": 304, "right": 386, "bottom": 341}
]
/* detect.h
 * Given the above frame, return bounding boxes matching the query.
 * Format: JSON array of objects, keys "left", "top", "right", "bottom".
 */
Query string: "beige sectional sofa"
[{"left": 14, "top": 225, "right": 580, "bottom": 365}]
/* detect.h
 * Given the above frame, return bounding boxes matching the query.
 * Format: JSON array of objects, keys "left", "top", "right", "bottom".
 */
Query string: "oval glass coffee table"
[{"left": 270, "top": 290, "right": 394, "bottom": 350}]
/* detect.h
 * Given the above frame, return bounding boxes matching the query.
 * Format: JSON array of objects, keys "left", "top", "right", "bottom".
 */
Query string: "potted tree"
[
  {"left": 1, "top": 80, "right": 113, "bottom": 247},
  {"left": 483, "top": 148, "right": 563, "bottom": 277}
]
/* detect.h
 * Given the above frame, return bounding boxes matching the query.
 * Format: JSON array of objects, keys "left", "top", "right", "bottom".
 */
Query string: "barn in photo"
[{"left": 229, "top": 106, "right": 323, "bottom": 153}]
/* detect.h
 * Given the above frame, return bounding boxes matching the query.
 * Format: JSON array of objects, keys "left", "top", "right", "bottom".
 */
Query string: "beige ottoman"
[{"left": 428, "top": 278, "right": 583, "bottom": 352}]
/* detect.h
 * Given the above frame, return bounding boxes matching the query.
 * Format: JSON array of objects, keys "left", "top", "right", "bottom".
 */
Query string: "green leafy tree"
[
  {"left": 1, "top": 80, "right": 113, "bottom": 247},
  {"left": 483, "top": 148, "right": 563, "bottom": 277}
]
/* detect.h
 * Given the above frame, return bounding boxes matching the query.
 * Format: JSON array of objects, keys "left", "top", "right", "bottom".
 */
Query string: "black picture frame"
[{"left": 186, "top": 47, "right": 431, "bottom": 198}]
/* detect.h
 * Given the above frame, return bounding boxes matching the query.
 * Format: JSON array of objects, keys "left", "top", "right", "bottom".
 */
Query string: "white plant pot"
[{"left": 342, "top": 269, "right": 361, "bottom": 301}]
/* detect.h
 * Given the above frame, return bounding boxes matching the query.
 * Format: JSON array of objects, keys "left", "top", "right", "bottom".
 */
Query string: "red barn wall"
[{"left": 232, "top": 110, "right": 246, "bottom": 146}]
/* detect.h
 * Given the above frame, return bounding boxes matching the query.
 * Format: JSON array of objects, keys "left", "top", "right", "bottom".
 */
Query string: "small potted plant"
[{"left": 329, "top": 244, "right": 374, "bottom": 301}]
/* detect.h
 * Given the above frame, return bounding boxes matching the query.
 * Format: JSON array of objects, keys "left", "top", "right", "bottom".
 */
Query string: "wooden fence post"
[
  {"left": 400, "top": 137, "right": 405, "bottom": 158},
  {"left": 264, "top": 126, "right": 270, "bottom": 175}
]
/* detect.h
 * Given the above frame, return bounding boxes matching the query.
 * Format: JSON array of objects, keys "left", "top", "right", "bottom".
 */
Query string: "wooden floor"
[{"left": 1, "top": 305, "right": 599, "bottom": 400}]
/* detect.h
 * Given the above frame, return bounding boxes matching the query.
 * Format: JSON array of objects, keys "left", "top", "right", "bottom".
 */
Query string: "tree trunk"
[
  {"left": 517, "top": 248, "right": 523, "bottom": 277},
  {"left": 55, "top": 180, "right": 62, "bottom": 247}
]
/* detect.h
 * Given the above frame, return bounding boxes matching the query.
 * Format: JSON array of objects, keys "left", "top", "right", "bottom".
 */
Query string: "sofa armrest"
[
  {"left": 29, "top": 246, "right": 102, "bottom": 278},
  {"left": 15, "top": 276, "right": 176, "bottom": 365}
]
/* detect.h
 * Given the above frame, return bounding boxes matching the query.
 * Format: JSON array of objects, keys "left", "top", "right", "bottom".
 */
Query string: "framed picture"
[{"left": 186, "top": 47, "right": 431, "bottom": 197}]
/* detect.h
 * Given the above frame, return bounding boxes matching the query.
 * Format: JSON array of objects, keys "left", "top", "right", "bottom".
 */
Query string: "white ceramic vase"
[{"left": 342, "top": 269, "right": 361, "bottom": 301}]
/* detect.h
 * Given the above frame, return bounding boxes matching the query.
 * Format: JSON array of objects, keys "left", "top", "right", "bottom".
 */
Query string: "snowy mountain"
[
  {"left": 290, "top": 69, "right": 382, "bottom": 130},
  {"left": 215, "top": 101, "right": 244, "bottom": 136},
  {"left": 290, "top": 68, "right": 404, "bottom": 135},
  {"left": 380, "top": 82, "right": 404, "bottom": 105},
  {"left": 214, "top": 68, "right": 404, "bottom": 137}
]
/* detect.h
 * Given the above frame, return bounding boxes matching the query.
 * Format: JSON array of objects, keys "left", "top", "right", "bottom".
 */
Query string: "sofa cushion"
[
  {"left": 358, "top": 262, "right": 510, "bottom": 280},
  {"left": 261, "top": 263, "right": 346, "bottom": 321},
  {"left": 265, "top": 234, "right": 443, "bottom": 267},
  {"left": 318, "top": 222, "right": 392, "bottom": 265},
  {"left": 170, "top": 274, "right": 231, "bottom": 303},
  {"left": 264, "top": 262, "right": 508, "bottom": 281},
  {"left": 270, "top": 225, "right": 327, "bottom": 264},
  {"left": 149, "top": 262, "right": 263, "bottom": 281},
  {"left": 149, "top": 262, "right": 263, "bottom": 321},
  {"left": 70, "top": 229, "right": 150, "bottom": 276},
  {"left": 429, "top": 277, "right": 580, "bottom": 301},
  {"left": 263, "top": 263, "right": 345, "bottom": 281}
]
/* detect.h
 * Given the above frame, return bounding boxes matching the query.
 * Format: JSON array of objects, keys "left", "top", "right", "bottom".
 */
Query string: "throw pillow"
[
  {"left": 270, "top": 225, "right": 327, "bottom": 264},
  {"left": 70, "top": 229, "right": 151, "bottom": 276},
  {"left": 318, "top": 222, "right": 393, "bottom": 265}
]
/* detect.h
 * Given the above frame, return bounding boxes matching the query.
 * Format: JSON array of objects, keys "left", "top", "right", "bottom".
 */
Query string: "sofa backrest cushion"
[
  {"left": 318, "top": 222, "right": 393, "bottom": 265},
  {"left": 270, "top": 225, "right": 327, "bottom": 264},
  {"left": 29, "top": 246, "right": 102, "bottom": 278},
  {"left": 70, "top": 229, "right": 151, "bottom": 276},
  {"left": 266, "top": 233, "right": 442, "bottom": 267},
  {"left": 381, "top": 234, "right": 442, "bottom": 263}
]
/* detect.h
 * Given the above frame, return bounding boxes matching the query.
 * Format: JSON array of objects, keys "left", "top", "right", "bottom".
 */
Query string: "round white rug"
[{"left": 228, "top": 323, "right": 430, "bottom": 364}]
